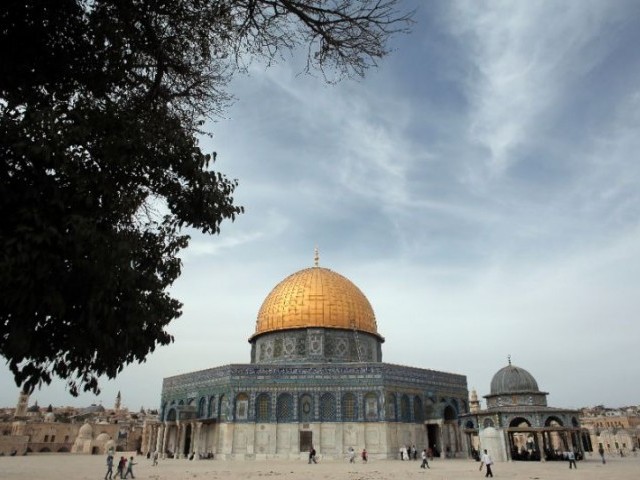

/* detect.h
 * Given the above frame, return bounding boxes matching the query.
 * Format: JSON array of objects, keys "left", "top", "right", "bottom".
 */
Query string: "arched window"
[
  {"left": 413, "top": 396, "right": 423, "bottom": 422},
  {"left": 299, "top": 394, "right": 313, "bottom": 422},
  {"left": 219, "top": 395, "right": 228, "bottom": 421},
  {"left": 256, "top": 393, "right": 271, "bottom": 422},
  {"left": 364, "top": 392, "right": 378, "bottom": 421},
  {"left": 483, "top": 418, "right": 494, "bottom": 428},
  {"left": 443, "top": 405, "right": 456, "bottom": 421},
  {"left": 545, "top": 416, "right": 563, "bottom": 427},
  {"left": 342, "top": 393, "right": 357, "bottom": 421},
  {"left": 235, "top": 393, "right": 249, "bottom": 420},
  {"left": 385, "top": 393, "right": 396, "bottom": 421},
  {"left": 320, "top": 393, "right": 336, "bottom": 421},
  {"left": 400, "top": 394, "right": 410, "bottom": 422},
  {"left": 509, "top": 417, "right": 531, "bottom": 428},
  {"left": 166, "top": 408, "right": 177, "bottom": 422},
  {"left": 276, "top": 393, "right": 293, "bottom": 422},
  {"left": 198, "top": 397, "right": 207, "bottom": 418}
]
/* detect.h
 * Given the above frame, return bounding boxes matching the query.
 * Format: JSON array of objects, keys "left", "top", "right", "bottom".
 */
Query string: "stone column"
[
  {"left": 174, "top": 422, "right": 183, "bottom": 458},
  {"left": 155, "top": 424, "right": 164, "bottom": 455},
  {"left": 536, "top": 432, "right": 545, "bottom": 462},
  {"left": 194, "top": 423, "right": 202, "bottom": 459},
  {"left": 146, "top": 424, "right": 155, "bottom": 455},
  {"left": 504, "top": 430, "right": 512, "bottom": 461},
  {"left": 161, "top": 423, "right": 170, "bottom": 458}
]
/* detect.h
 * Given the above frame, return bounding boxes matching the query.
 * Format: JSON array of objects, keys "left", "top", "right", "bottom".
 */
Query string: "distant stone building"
[
  {"left": 0, "top": 391, "right": 149, "bottom": 455},
  {"left": 146, "top": 257, "right": 469, "bottom": 460},
  {"left": 461, "top": 360, "right": 585, "bottom": 462},
  {"left": 580, "top": 407, "right": 640, "bottom": 455}
]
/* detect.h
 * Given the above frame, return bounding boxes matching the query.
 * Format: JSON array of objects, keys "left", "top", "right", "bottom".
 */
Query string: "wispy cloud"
[{"left": 448, "top": 2, "right": 626, "bottom": 176}]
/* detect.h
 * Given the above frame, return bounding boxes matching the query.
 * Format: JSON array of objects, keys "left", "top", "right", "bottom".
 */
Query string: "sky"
[{"left": 3, "top": 1, "right": 640, "bottom": 412}]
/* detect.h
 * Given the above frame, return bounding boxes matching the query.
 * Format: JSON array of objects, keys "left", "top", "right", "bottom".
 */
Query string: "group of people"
[
  {"left": 104, "top": 455, "right": 137, "bottom": 480},
  {"left": 399, "top": 444, "right": 418, "bottom": 460},
  {"left": 311, "top": 446, "right": 369, "bottom": 464}
]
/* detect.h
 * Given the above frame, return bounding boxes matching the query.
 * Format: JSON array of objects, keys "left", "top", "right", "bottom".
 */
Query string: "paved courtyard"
[{"left": 1, "top": 453, "right": 638, "bottom": 480}]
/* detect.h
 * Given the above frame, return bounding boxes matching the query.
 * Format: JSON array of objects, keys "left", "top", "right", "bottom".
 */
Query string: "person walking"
[
  {"left": 308, "top": 446, "right": 317, "bottom": 464},
  {"left": 152, "top": 451, "right": 159, "bottom": 466},
  {"left": 567, "top": 450, "right": 577, "bottom": 469},
  {"left": 598, "top": 445, "right": 606, "bottom": 464},
  {"left": 116, "top": 456, "right": 126, "bottom": 479},
  {"left": 348, "top": 446, "right": 356, "bottom": 463},
  {"left": 361, "top": 448, "right": 368, "bottom": 463},
  {"left": 420, "top": 449, "right": 430, "bottom": 469},
  {"left": 104, "top": 454, "right": 114, "bottom": 480},
  {"left": 480, "top": 449, "right": 494, "bottom": 478},
  {"left": 123, "top": 456, "right": 137, "bottom": 479}
]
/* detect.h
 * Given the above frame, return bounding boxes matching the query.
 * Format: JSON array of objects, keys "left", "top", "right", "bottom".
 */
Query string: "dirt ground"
[{"left": 0, "top": 452, "right": 638, "bottom": 480}]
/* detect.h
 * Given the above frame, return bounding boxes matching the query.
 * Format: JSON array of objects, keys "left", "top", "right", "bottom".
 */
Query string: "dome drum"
[{"left": 250, "top": 328, "right": 383, "bottom": 364}]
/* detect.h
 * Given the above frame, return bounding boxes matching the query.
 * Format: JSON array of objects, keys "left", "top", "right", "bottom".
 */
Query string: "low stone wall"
[{"left": 0, "top": 435, "right": 28, "bottom": 456}]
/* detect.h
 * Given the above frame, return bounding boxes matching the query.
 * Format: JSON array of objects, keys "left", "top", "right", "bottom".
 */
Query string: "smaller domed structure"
[
  {"left": 78, "top": 422, "right": 93, "bottom": 439},
  {"left": 95, "top": 432, "right": 112, "bottom": 453},
  {"left": 461, "top": 358, "right": 583, "bottom": 464}
]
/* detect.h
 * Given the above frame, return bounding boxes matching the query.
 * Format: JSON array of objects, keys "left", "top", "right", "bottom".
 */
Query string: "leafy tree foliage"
[{"left": 0, "top": 0, "right": 411, "bottom": 395}]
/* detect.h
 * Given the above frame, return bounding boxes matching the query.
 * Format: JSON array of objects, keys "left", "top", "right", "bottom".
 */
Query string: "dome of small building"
[
  {"left": 78, "top": 422, "right": 93, "bottom": 439},
  {"left": 44, "top": 412, "right": 56, "bottom": 422},
  {"left": 81, "top": 404, "right": 105, "bottom": 415},
  {"left": 490, "top": 363, "right": 540, "bottom": 395},
  {"left": 250, "top": 264, "right": 382, "bottom": 341},
  {"left": 96, "top": 432, "right": 111, "bottom": 443}
]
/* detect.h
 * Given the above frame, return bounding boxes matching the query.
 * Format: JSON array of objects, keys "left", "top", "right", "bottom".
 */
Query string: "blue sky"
[{"left": 3, "top": 1, "right": 640, "bottom": 411}]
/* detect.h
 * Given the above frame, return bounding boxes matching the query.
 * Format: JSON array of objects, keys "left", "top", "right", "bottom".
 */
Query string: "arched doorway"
[
  {"left": 442, "top": 404, "right": 460, "bottom": 457},
  {"left": 184, "top": 424, "right": 192, "bottom": 457},
  {"left": 507, "top": 417, "right": 539, "bottom": 461},
  {"left": 543, "top": 416, "right": 567, "bottom": 459}
]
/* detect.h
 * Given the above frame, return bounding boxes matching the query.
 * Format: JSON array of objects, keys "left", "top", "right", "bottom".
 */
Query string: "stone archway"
[
  {"left": 507, "top": 417, "right": 539, "bottom": 461},
  {"left": 442, "top": 404, "right": 461, "bottom": 457}
]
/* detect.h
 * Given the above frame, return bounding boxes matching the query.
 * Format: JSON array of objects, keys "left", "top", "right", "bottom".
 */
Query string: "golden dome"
[{"left": 251, "top": 266, "right": 382, "bottom": 340}]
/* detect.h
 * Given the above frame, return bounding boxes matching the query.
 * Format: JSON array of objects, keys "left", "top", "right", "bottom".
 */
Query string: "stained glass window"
[
  {"left": 276, "top": 393, "right": 293, "bottom": 422},
  {"left": 320, "top": 393, "right": 336, "bottom": 421}
]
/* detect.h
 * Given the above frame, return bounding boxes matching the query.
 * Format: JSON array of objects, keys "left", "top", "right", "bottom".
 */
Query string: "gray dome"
[
  {"left": 81, "top": 404, "right": 105, "bottom": 414},
  {"left": 490, "top": 364, "right": 539, "bottom": 394}
]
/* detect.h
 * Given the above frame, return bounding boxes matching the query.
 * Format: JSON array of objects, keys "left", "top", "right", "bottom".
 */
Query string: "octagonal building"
[{"left": 146, "top": 258, "right": 469, "bottom": 460}]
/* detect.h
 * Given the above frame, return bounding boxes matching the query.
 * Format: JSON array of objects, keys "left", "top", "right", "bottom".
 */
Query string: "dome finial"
[
  {"left": 314, "top": 246, "right": 319, "bottom": 267},
  {"left": 508, "top": 354, "right": 511, "bottom": 366}
]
